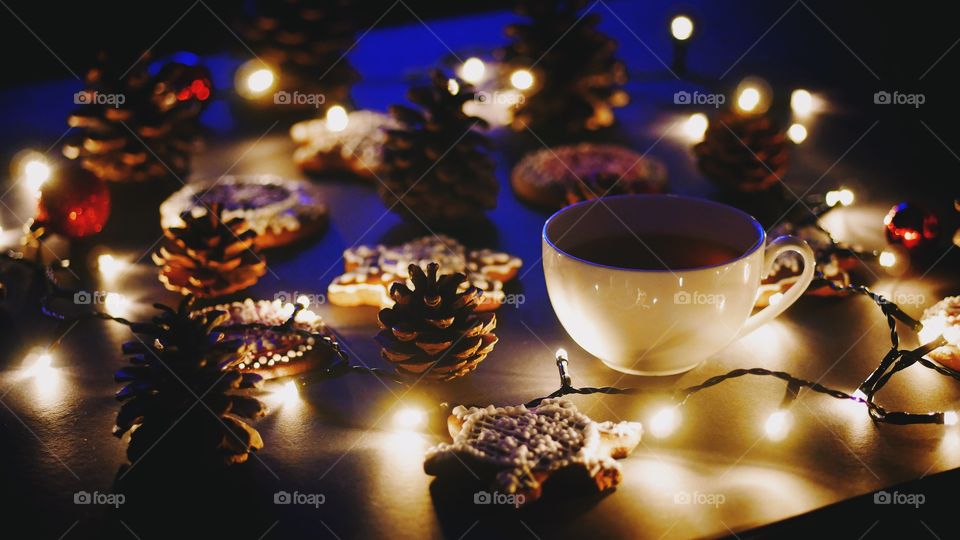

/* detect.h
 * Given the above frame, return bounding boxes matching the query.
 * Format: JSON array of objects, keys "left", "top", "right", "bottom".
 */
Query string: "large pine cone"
[
  {"left": 153, "top": 203, "right": 266, "bottom": 298},
  {"left": 376, "top": 263, "right": 497, "bottom": 381},
  {"left": 379, "top": 70, "right": 498, "bottom": 224},
  {"left": 63, "top": 53, "right": 209, "bottom": 183},
  {"left": 694, "top": 110, "right": 789, "bottom": 193},
  {"left": 114, "top": 297, "right": 266, "bottom": 466},
  {"left": 499, "top": 0, "right": 628, "bottom": 136}
]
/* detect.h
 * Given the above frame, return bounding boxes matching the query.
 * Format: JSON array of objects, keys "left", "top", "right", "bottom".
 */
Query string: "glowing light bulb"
[
  {"left": 31, "top": 353, "right": 52, "bottom": 374},
  {"left": 24, "top": 158, "right": 51, "bottom": 192},
  {"left": 510, "top": 69, "right": 535, "bottom": 91},
  {"left": 295, "top": 294, "right": 311, "bottom": 308},
  {"left": 272, "top": 381, "right": 300, "bottom": 406},
  {"left": 825, "top": 188, "right": 855, "bottom": 207},
  {"left": 247, "top": 69, "right": 274, "bottom": 93},
  {"left": 670, "top": 15, "right": 694, "bottom": 41},
  {"left": 683, "top": 113, "right": 709, "bottom": 142},
  {"left": 556, "top": 348, "right": 568, "bottom": 361},
  {"left": 649, "top": 407, "right": 679, "bottom": 438},
  {"left": 104, "top": 292, "right": 130, "bottom": 316},
  {"left": 459, "top": 57, "right": 486, "bottom": 84},
  {"left": 945, "top": 411, "right": 958, "bottom": 426},
  {"left": 325, "top": 105, "right": 349, "bottom": 132},
  {"left": 791, "top": 89, "right": 814, "bottom": 116},
  {"left": 737, "top": 87, "right": 761, "bottom": 113},
  {"left": 97, "top": 254, "right": 126, "bottom": 281},
  {"left": 394, "top": 407, "right": 426, "bottom": 430},
  {"left": 764, "top": 410, "right": 792, "bottom": 441},
  {"left": 235, "top": 60, "right": 276, "bottom": 98},
  {"left": 878, "top": 250, "right": 897, "bottom": 268},
  {"left": 919, "top": 314, "right": 948, "bottom": 345},
  {"left": 447, "top": 78, "right": 460, "bottom": 96},
  {"left": 787, "top": 123, "right": 808, "bottom": 144}
]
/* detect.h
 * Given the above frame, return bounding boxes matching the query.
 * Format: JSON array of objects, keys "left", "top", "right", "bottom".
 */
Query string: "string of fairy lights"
[{"left": 4, "top": 237, "right": 957, "bottom": 444}]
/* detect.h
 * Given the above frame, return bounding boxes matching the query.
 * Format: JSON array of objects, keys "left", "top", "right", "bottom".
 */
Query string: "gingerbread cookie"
[
  {"left": 424, "top": 398, "right": 642, "bottom": 506},
  {"left": 921, "top": 296, "right": 960, "bottom": 370},
  {"left": 511, "top": 143, "right": 667, "bottom": 210},
  {"left": 192, "top": 299, "right": 337, "bottom": 379},
  {"left": 290, "top": 110, "right": 399, "bottom": 179},
  {"left": 328, "top": 235, "right": 521, "bottom": 311},
  {"left": 160, "top": 175, "right": 328, "bottom": 250},
  {"left": 755, "top": 254, "right": 850, "bottom": 308}
]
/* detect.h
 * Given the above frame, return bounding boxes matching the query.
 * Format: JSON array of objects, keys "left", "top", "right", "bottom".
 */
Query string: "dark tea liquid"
[{"left": 564, "top": 233, "right": 743, "bottom": 270}]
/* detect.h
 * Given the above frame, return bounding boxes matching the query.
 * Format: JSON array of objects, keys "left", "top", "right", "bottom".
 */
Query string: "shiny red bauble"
[
  {"left": 883, "top": 202, "right": 939, "bottom": 253},
  {"left": 36, "top": 165, "right": 111, "bottom": 238}
]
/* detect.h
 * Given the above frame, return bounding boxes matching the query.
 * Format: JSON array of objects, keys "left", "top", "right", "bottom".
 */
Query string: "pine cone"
[
  {"left": 63, "top": 52, "right": 209, "bottom": 183},
  {"left": 153, "top": 203, "right": 267, "bottom": 298},
  {"left": 499, "top": 0, "right": 629, "bottom": 135},
  {"left": 694, "top": 110, "right": 789, "bottom": 193},
  {"left": 379, "top": 70, "right": 498, "bottom": 224},
  {"left": 237, "top": 0, "right": 361, "bottom": 108},
  {"left": 113, "top": 297, "right": 266, "bottom": 466},
  {"left": 376, "top": 263, "right": 497, "bottom": 381}
]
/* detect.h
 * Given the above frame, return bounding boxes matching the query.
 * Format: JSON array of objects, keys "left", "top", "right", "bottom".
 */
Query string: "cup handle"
[{"left": 737, "top": 235, "right": 816, "bottom": 337}]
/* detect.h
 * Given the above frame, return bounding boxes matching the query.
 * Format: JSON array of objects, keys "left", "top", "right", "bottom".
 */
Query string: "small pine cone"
[
  {"left": 376, "top": 263, "right": 497, "bottom": 381},
  {"left": 694, "top": 110, "right": 789, "bottom": 193},
  {"left": 153, "top": 204, "right": 266, "bottom": 298},
  {"left": 62, "top": 52, "right": 209, "bottom": 183}
]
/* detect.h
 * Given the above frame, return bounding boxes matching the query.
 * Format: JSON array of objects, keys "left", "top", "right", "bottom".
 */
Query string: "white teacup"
[{"left": 542, "top": 194, "right": 815, "bottom": 375}]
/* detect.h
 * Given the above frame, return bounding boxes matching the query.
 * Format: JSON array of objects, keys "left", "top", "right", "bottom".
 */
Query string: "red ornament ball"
[
  {"left": 883, "top": 202, "right": 939, "bottom": 253},
  {"left": 36, "top": 165, "right": 111, "bottom": 238}
]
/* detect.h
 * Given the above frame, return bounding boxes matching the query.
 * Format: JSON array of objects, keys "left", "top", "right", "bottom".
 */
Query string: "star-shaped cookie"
[{"left": 424, "top": 398, "right": 642, "bottom": 507}]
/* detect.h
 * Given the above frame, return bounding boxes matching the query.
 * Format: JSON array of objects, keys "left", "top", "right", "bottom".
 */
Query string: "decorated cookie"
[
  {"left": 755, "top": 254, "right": 851, "bottom": 308},
  {"left": 921, "top": 296, "right": 960, "bottom": 370},
  {"left": 424, "top": 398, "right": 642, "bottom": 506},
  {"left": 290, "top": 110, "right": 399, "bottom": 179},
  {"left": 755, "top": 222, "right": 856, "bottom": 308},
  {"left": 511, "top": 143, "right": 667, "bottom": 209},
  {"left": 192, "top": 299, "right": 338, "bottom": 379},
  {"left": 329, "top": 235, "right": 522, "bottom": 311},
  {"left": 160, "top": 175, "right": 328, "bottom": 249}
]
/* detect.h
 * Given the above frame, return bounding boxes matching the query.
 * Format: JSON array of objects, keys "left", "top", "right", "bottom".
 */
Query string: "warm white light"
[
  {"left": 271, "top": 381, "right": 300, "bottom": 407},
  {"left": 670, "top": 15, "right": 694, "bottom": 41},
  {"left": 737, "top": 87, "right": 761, "bottom": 113},
  {"left": 768, "top": 292, "right": 785, "bottom": 306},
  {"left": 447, "top": 78, "right": 460, "bottom": 96},
  {"left": 247, "top": 68, "right": 274, "bottom": 93},
  {"left": 764, "top": 410, "right": 792, "bottom": 441},
  {"left": 394, "top": 406, "right": 426, "bottom": 430},
  {"left": 683, "top": 113, "right": 709, "bottom": 142},
  {"left": 97, "top": 254, "right": 126, "bottom": 281},
  {"left": 878, "top": 250, "right": 897, "bottom": 268},
  {"left": 295, "top": 294, "right": 311, "bottom": 308},
  {"left": 104, "top": 292, "right": 130, "bottom": 316},
  {"left": 24, "top": 158, "right": 51, "bottom": 197},
  {"left": 919, "top": 314, "right": 948, "bottom": 345},
  {"left": 787, "top": 123, "right": 808, "bottom": 144},
  {"left": 325, "top": 105, "right": 349, "bottom": 132},
  {"left": 825, "top": 188, "right": 855, "bottom": 207},
  {"left": 459, "top": 57, "right": 486, "bottom": 84},
  {"left": 29, "top": 353, "right": 53, "bottom": 376},
  {"left": 791, "top": 89, "right": 814, "bottom": 116},
  {"left": 555, "top": 348, "right": 568, "bottom": 361},
  {"left": 945, "top": 411, "right": 959, "bottom": 426},
  {"left": 510, "top": 69, "right": 535, "bottom": 91},
  {"left": 649, "top": 407, "right": 679, "bottom": 438}
]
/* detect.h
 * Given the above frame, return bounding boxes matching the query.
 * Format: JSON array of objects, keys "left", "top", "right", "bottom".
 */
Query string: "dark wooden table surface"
[{"left": 2, "top": 2, "right": 959, "bottom": 538}]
